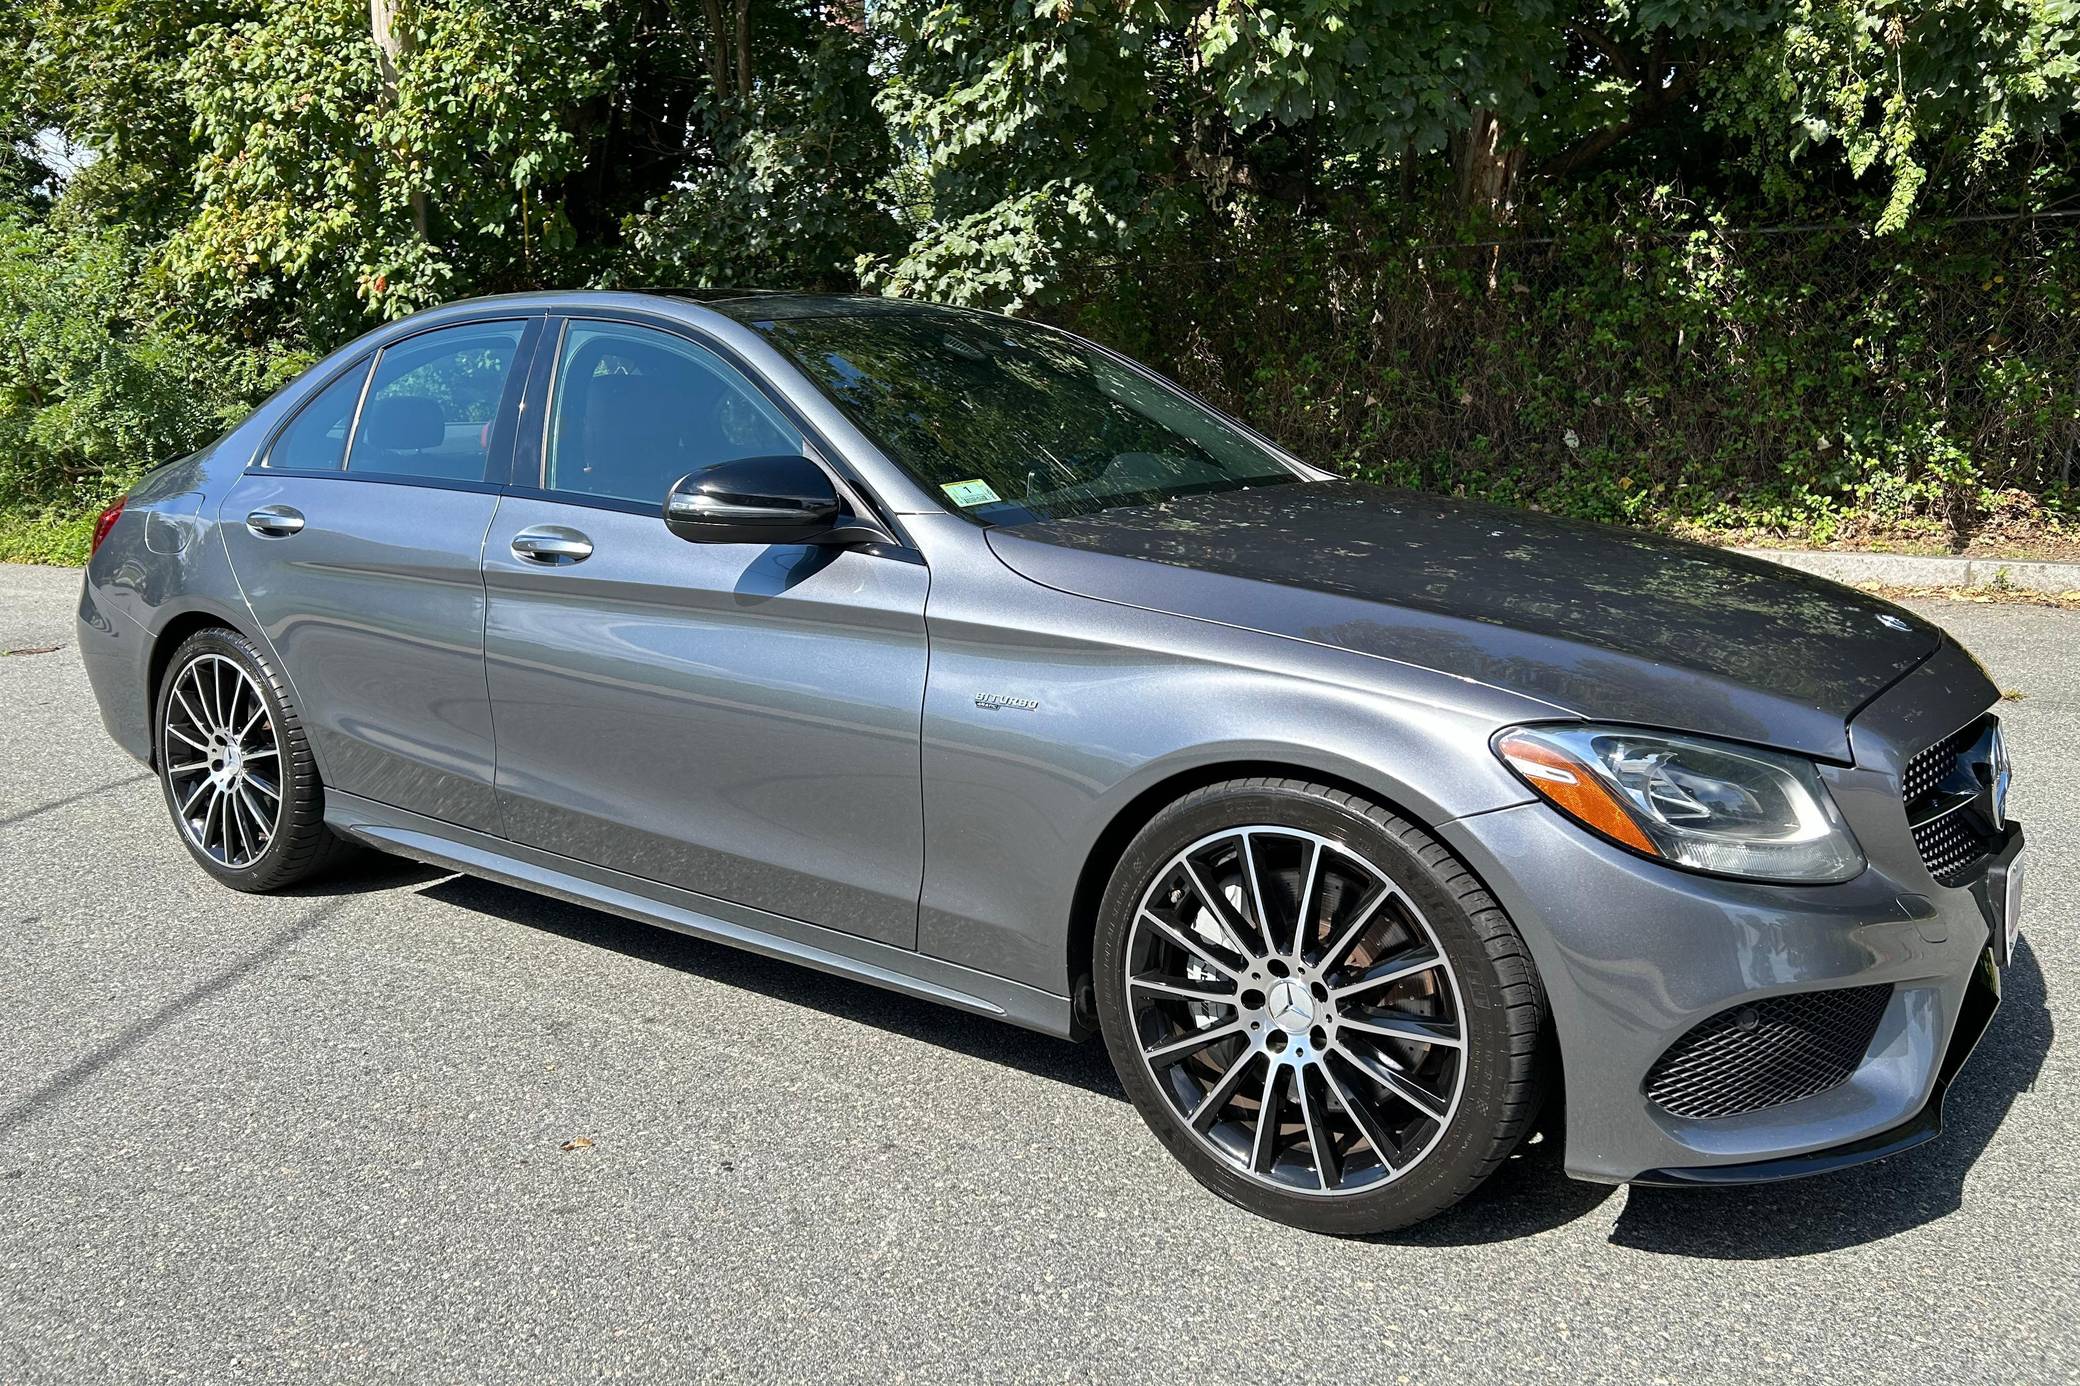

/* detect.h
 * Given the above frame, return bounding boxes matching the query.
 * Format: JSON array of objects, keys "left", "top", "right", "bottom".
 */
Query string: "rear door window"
[{"left": 347, "top": 322, "right": 526, "bottom": 483}]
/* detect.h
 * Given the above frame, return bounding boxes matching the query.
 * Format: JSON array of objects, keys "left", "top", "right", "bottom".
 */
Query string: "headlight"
[{"left": 1492, "top": 724, "right": 1865, "bottom": 884}]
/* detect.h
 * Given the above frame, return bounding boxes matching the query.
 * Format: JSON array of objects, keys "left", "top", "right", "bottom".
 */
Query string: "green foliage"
[
  {"left": 26, "top": 0, "right": 897, "bottom": 344},
  {"left": 1707, "top": 0, "right": 2080, "bottom": 231},
  {"left": 0, "top": 3, "right": 39, "bottom": 202},
  {"left": 616, "top": 27, "right": 903, "bottom": 289},
  {"left": 3, "top": 0, "right": 2078, "bottom": 562},
  {"left": 0, "top": 208, "right": 311, "bottom": 562},
  {"left": 168, "top": 0, "right": 625, "bottom": 335},
  {"left": 1189, "top": 0, "right": 1568, "bottom": 149},
  {"left": 19, "top": 1, "right": 239, "bottom": 228},
  {"left": 862, "top": 1, "right": 1178, "bottom": 308},
  {"left": 1040, "top": 198, "right": 2079, "bottom": 544},
  {"left": 867, "top": 0, "right": 2080, "bottom": 307}
]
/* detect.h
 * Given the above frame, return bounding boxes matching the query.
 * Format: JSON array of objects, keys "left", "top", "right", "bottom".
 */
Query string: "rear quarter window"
[{"left": 265, "top": 359, "right": 371, "bottom": 472}]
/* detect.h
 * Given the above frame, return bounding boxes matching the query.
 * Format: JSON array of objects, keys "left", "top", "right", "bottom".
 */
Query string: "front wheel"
[
  {"left": 153, "top": 626, "right": 353, "bottom": 892},
  {"left": 1094, "top": 777, "right": 1548, "bottom": 1234}
]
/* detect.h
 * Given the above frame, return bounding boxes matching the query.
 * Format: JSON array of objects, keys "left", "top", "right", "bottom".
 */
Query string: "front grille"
[
  {"left": 1901, "top": 715, "right": 2000, "bottom": 886},
  {"left": 1902, "top": 720, "right": 1983, "bottom": 805},
  {"left": 1913, "top": 809, "right": 1997, "bottom": 887},
  {"left": 1644, "top": 985, "right": 1893, "bottom": 1121}
]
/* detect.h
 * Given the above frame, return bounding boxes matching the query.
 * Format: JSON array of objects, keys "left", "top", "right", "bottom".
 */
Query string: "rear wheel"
[
  {"left": 1094, "top": 777, "right": 1547, "bottom": 1234},
  {"left": 154, "top": 627, "right": 352, "bottom": 892}
]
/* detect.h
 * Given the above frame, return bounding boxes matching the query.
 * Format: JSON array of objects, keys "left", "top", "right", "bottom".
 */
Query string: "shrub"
[
  {"left": 0, "top": 208, "right": 312, "bottom": 563},
  {"left": 1043, "top": 204, "right": 2080, "bottom": 548}
]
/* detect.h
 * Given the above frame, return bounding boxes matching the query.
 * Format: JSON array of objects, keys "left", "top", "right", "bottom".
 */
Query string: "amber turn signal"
[{"left": 1494, "top": 730, "right": 1660, "bottom": 856}]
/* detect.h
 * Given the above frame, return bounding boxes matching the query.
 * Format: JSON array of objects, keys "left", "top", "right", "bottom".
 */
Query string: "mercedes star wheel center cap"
[{"left": 1266, "top": 978, "right": 1314, "bottom": 1034}]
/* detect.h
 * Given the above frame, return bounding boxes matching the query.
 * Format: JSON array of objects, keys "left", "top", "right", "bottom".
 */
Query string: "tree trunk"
[
  {"left": 701, "top": 0, "right": 732, "bottom": 104},
  {"left": 734, "top": 0, "right": 752, "bottom": 107},
  {"left": 1451, "top": 108, "right": 1523, "bottom": 221},
  {"left": 371, "top": 0, "right": 430, "bottom": 239}
]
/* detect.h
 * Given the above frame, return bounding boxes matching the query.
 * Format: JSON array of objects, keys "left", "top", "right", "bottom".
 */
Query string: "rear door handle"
[
  {"left": 510, "top": 525, "right": 593, "bottom": 565},
  {"left": 246, "top": 505, "right": 305, "bottom": 537}
]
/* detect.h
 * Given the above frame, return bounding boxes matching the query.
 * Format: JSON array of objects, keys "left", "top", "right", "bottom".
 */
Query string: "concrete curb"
[{"left": 1736, "top": 547, "right": 2080, "bottom": 594}]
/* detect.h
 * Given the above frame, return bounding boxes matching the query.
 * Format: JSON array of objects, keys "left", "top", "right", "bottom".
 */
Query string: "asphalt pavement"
[{"left": 2, "top": 560, "right": 2073, "bottom": 1383}]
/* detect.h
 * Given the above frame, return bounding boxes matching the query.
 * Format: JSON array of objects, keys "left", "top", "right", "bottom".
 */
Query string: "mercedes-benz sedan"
[{"left": 79, "top": 291, "right": 2023, "bottom": 1233}]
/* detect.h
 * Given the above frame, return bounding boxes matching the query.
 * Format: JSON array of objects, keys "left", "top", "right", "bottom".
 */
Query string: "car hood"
[{"left": 984, "top": 481, "right": 1943, "bottom": 762}]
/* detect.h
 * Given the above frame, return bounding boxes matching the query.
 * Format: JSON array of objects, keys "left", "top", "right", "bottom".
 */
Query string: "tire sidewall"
[{"left": 1094, "top": 781, "right": 1526, "bottom": 1235}]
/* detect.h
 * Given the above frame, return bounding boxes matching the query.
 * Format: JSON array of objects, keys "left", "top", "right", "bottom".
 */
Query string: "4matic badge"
[{"left": 974, "top": 692, "right": 1039, "bottom": 712}]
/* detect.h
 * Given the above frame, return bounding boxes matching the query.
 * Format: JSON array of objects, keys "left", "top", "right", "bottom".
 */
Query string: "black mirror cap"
[{"left": 663, "top": 455, "right": 844, "bottom": 545}]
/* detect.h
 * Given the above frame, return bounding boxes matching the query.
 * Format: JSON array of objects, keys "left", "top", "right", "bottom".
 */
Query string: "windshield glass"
[{"left": 749, "top": 310, "right": 1302, "bottom": 524}]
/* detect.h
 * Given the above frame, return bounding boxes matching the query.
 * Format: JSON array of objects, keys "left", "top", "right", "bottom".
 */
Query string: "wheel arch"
[{"left": 144, "top": 603, "right": 256, "bottom": 768}]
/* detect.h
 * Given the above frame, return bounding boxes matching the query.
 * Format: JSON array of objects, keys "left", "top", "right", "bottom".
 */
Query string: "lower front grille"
[{"left": 1644, "top": 985, "right": 1893, "bottom": 1121}]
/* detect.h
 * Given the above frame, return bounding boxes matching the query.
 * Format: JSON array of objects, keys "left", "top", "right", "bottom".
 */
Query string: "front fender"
[{"left": 912, "top": 518, "right": 1545, "bottom": 993}]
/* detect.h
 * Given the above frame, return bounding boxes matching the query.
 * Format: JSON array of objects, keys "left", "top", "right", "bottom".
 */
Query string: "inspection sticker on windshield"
[{"left": 941, "top": 479, "right": 1002, "bottom": 508}]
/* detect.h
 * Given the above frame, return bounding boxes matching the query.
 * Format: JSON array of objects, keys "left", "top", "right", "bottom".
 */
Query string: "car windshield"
[{"left": 749, "top": 310, "right": 1303, "bottom": 524}]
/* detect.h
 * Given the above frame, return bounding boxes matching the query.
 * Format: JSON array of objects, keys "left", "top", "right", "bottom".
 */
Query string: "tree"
[
  {"left": 1706, "top": 0, "right": 2080, "bottom": 230},
  {"left": 866, "top": 0, "right": 2080, "bottom": 308},
  {"left": 18, "top": 0, "right": 896, "bottom": 343},
  {"left": 3, "top": 0, "right": 2076, "bottom": 559},
  {"left": 166, "top": 0, "right": 629, "bottom": 336}
]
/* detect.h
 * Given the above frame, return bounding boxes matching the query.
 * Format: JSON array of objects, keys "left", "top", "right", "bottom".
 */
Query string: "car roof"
[
  {"left": 654, "top": 290, "right": 993, "bottom": 325},
  {"left": 403, "top": 288, "right": 1000, "bottom": 330}
]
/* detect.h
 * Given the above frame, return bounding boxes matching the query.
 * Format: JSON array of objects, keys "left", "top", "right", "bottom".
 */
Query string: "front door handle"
[
  {"left": 246, "top": 505, "right": 305, "bottom": 537},
  {"left": 510, "top": 525, "right": 594, "bottom": 565}
]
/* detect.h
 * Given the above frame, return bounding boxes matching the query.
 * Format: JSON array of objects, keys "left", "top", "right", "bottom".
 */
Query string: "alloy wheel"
[
  {"left": 1124, "top": 826, "right": 1467, "bottom": 1196},
  {"left": 162, "top": 652, "right": 284, "bottom": 869}
]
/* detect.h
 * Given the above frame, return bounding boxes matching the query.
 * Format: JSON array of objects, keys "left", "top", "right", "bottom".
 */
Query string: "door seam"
[{"left": 477, "top": 491, "right": 509, "bottom": 842}]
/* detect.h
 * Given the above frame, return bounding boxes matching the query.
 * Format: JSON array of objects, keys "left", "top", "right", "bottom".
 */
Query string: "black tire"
[
  {"left": 153, "top": 626, "right": 355, "bottom": 892},
  {"left": 1093, "top": 777, "right": 1547, "bottom": 1235}
]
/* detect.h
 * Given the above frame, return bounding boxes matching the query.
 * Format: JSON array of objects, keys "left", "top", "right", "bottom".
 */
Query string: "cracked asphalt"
[{"left": 1, "top": 561, "right": 2073, "bottom": 1383}]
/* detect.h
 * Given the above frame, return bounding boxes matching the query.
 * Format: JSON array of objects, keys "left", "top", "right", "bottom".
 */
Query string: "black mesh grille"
[
  {"left": 1905, "top": 715, "right": 1980, "bottom": 803},
  {"left": 1902, "top": 721, "right": 1982, "bottom": 805},
  {"left": 1901, "top": 715, "right": 1999, "bottom": 886},
  {"left": 1913, "top": 810, "right": 1997, "bottom": 887},
  {"left": 1644, "top": 985, "right": 1893, "bottom": 1120}
]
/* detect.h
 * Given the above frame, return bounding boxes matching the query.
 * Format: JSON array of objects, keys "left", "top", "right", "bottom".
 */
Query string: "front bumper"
[
  {"left": 1632, "top": 941, "right": 2002, "bottom": 1186},
  {"left": 1438, "top": 801, "right": 2019, "bottom": 1186}
]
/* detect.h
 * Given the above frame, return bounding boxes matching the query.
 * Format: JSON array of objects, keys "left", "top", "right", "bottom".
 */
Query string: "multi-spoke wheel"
[
  {"left": 153, "top": 627, "right": 352, "bottom": 891},
  {"left": 163, "top": 653, "right": 283, "bottom": 869},
  {"left": 1095, "top": 777, "right": 1547, "bottom": 1234}
]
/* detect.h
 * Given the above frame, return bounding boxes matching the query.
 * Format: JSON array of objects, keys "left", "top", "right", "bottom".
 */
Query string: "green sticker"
[{"left": 941, "top": 479, "right": 1003, "bottom": 508}]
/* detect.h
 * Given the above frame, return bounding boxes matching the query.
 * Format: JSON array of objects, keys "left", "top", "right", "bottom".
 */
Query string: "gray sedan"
[{"left": 77, "top": 291, "right": 2024, "bottom": 1234}]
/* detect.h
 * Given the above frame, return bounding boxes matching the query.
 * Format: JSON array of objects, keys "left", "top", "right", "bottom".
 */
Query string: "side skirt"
[{"left": 324, "top": 790, "right": 1077, "bottom": 1038}]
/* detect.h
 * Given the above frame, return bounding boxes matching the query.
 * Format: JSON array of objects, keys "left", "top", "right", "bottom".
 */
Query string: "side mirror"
[{"left": 663, "top": 455, "right": 864, "bottom": 546}]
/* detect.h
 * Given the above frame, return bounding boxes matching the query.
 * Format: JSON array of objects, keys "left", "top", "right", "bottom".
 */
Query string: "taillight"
[{"left": 90, "top": 497, "right": 126, "bottom": 555}]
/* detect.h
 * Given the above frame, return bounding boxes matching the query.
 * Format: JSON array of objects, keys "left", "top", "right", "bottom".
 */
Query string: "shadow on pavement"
[
  {"left": 412, "top": 870, "right": 2048, "bottom": 1255},
  {"left": 1367, "top": 1128, "right": 1624, "bottom": 1247},
  {"left": 284, "top": 851, "right": 449, "bottom": 897},
  {"left": 0, "top": 899, "right": 349, "bottom": 1140},
  {"left": 416, "top": 872, "right": 1126, "bottom": 1101},
  {"left": 413, "top": 872, "right": 1626, "bottom": 1246},
  {"left": 0, "top": 771, "right": 153, "bottom": 830},
  {"left": 1608, "top": 937, "right": 2054, "bottom": 1259}
]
